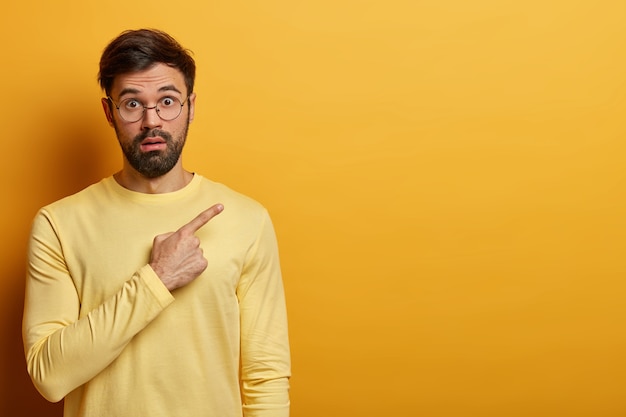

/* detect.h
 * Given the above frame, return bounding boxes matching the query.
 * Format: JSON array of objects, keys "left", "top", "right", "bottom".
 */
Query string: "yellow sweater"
[{"left": 23, "top": 174, "right": 290, "bottom": 417}]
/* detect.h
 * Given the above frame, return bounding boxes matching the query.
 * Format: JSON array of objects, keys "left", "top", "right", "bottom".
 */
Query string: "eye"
[
  {"left": 123, "top": 99, "right": 143, "bottom": 110},
  {"left": 159, "top": 97, "right": 177, "bottom": 107}
]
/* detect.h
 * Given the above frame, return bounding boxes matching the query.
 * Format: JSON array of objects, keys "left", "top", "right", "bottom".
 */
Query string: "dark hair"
[{"left": 98, "top": 29, "right": 196, "bottom": 96}]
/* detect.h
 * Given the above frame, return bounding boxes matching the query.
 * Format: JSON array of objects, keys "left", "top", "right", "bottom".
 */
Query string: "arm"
[
  {"left": 23, "top": 205, "right": 223, "bottom": 402},
  {"left": 22, "top": 210, "right": 175, "bottom": 402},
  {"left": 238, "top": 211, "right": 291, "bottom": 417}
]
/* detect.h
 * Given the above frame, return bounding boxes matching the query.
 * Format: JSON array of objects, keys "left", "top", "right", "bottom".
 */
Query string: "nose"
[{"left": 140, "top": 105, "right": 162, "bottom": 129}]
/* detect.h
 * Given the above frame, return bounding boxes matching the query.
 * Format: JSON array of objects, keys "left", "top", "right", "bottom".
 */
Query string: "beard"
[{"left": 115, "top": 117, "right": 189, "bottom": 179}]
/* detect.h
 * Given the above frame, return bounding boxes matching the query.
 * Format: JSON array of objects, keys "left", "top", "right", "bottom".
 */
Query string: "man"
[{"left": 22, "top": 29, "right": 291, "bottom": 417}]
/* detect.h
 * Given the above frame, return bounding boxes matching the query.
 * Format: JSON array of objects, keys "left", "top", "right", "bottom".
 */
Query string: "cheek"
[
  {"left": 112, "top": 122, "right": 138, "bottom": 143},
  {"left": 170, "top": 119, "right": 190, "bottom": 138}
]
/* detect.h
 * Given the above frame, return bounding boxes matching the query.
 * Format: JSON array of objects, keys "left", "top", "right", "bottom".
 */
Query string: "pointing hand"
[{"left": 149, "top": 204, "right": 224, "bottom": 291}]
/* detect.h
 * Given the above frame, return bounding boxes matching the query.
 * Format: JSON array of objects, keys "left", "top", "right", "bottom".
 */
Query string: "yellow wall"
[{"left": 2, "top": 1, "right": 626, "bottom": 416}]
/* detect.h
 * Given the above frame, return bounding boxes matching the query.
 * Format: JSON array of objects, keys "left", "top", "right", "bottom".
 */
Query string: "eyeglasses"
[{"left": 107, "top": 96, "right": 190, "bottom": 122}]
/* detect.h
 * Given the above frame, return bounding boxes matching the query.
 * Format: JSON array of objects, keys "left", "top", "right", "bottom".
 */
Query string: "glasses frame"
[{"left": 107, "top": 95, "right": 190, "bottom": 122}]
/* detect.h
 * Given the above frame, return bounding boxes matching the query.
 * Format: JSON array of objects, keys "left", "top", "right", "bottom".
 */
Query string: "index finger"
[{"left": 178, "top": 204, "right": 224, "bottom": 234}]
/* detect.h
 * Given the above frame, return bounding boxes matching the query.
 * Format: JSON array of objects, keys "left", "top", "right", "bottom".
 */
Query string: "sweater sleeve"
[
  {"left": 22, "top": 209, "right": 175, "bottom": 402},
  {"left": 237, "top": 210, "right": 291, "bottom": 417}
]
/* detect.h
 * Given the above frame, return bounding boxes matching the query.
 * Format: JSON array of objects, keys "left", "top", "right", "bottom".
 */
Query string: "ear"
[
  {"left": 101, "top": 97, "right": 115, "bottom": 127},
  {"left": 188, "top": 93, "right": 196, "bottom": 123}
]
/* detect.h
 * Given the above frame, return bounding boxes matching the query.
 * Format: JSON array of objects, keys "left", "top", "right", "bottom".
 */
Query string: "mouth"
[{"left": 140, "top": 136, "right": 167, "bottom": 152}]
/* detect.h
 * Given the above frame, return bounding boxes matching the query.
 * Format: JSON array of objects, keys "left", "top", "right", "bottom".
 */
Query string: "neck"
[{"left": 114, "top": 165, "right": 194, "bottom": 194}]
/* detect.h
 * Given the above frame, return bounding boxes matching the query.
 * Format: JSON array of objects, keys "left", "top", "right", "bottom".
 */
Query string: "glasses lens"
[
  {"left": 157, "top": 97, "right": 183, "bottom": 121},
  {"left": 118, "top": 99, "right": 144, "bottom": 122}
]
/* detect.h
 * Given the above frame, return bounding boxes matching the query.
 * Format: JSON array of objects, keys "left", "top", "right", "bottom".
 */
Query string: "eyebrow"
[{"left": 118, "top": 85, "right": 183, "bottom": 99}]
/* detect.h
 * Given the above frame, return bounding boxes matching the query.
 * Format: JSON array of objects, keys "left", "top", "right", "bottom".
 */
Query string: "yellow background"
[{"left": 2, "top": 1, "right": 625, "bottom": 416}]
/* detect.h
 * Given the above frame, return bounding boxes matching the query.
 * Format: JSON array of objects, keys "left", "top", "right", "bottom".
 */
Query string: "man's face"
[{"left": 102, "top": 63, "right": 196, "bottom": 178}]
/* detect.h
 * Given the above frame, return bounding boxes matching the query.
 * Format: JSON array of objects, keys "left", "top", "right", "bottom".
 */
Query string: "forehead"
[{"left": 110, "top": 63, "right": 187, "bottom": 98}]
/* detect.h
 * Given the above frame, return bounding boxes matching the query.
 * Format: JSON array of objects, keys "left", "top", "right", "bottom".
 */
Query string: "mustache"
[{"left": 133, "top": 129, "right": 173, "bottom": 145}]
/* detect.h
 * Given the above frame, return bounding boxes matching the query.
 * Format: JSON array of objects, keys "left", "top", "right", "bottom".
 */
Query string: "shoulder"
[
  {"left": 196, "top": 176, "right": 267, "bottom": 215},
  {"left": 193, "top": 176, "right": 274, "bottom": 237},
  {"left": 40, "top": 179, "right": 111, "bottom": 214}
]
